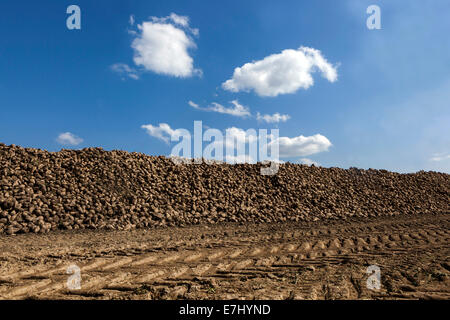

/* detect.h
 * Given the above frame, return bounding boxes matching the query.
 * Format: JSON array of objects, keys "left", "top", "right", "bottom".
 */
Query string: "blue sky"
[{"left": 0, "top": 0, "right": 449, "bottom": 173}]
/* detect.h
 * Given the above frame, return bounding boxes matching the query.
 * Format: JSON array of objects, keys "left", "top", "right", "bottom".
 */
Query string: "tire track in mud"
[{"left": 0, "top": 214, "right": 448, "bottom": 299}]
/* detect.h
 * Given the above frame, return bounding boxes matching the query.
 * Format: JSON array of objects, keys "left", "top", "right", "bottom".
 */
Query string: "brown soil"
[{"left": 0, "top": 213, "right": 448, "bottom": 300}]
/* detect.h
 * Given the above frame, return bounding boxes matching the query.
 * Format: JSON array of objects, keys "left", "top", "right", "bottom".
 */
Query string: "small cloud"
[
  {"left": 273, "top": 134, "right": 332, "bottom": 158},
  {"left": 188, "top": 100, "right": 251, "bottom": 118},
  {"left": 225, "top": 154, "right": 255, "bottom": 164},
  {"left": 297, "top": 158, "right": 320, "bottom": 166},
  {"left": 141, "top": 123, "right": 185, "bottom": 144},
  {"left": 188, "top": 100, "right": 200, "bottom": 109},
  {"left": 168, "top": 13, "right": 189, "bottom": 27},
  {"left": 149, "top": 13, "right": 199, "bottom": 35},
  {"left": 129, "top": 14, "right": 135, "bottom": 26},
  {"left": 56, "top": 132, "right": 83, "bottom": 146},
  {"left": 256, "top": 112, "right": 291, "bottom": 123},
  {"left": 110, "top": 63, "right": 139, "bottom": 80},
  {"left": 430, "top": 153, "right": 450, "bottom": 162}
]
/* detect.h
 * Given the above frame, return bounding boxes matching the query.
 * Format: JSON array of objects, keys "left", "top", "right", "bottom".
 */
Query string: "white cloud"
[
  {"left": 141, "top": 122, "right": 331, "bottom": 164},
  {"left": 225, "top": 127, "right": 258, "bottom": 145},
  {"left": 129, "top": 15, "right": 135, "bottom": 26},
  {"left": 131, "top": 13, "right": 200, "bottom": 78},
  {"left": 150, "top": 13, "right": 197, "bottom": 33},
  {"left": 224, "top": 154, "right": 255, "bottom": 164},
  {"left": 110, "top": 63, "right": 139, "bottom": 80},
  {"left": 430, "top": 153, "right": 450, "bottom": 162},
  {"left": 188, "top": 100, "right": 251, "bottom": 118},
  {"left": 210, "top": 101, "right": 251, "bottom": 117},
  {"left": 222, "top": 46, "right": 338, "bottom": 97},
  {"left": 56, "top": 132, "right": 83, "bottom": 146},
  {"left": 298, "top": 158, "right": 320, "bottom": 166},
  {"left": 223, "top": 128, "right": 330, "bottom": 161},
  {"left": 273, "top": 134, "right": 332, "bottom": 158},
  {"left": 188, "top": 100, "right": 200, "bottom": 109},
  {"left": 256, "top": 112, "right": 290, "bottom": 123},
  {"left": 141, "top": 123, "right": 186, "bottom": 144}
]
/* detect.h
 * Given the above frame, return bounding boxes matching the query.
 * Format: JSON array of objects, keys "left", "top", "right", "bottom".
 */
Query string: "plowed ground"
[{"left": 0, "top": 213, "right": 449, "bottom": 300}]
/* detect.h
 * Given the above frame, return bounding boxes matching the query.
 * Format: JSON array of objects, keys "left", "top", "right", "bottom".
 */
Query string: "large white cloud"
[
  {"left": 56, "top": 132, "right": 83, "bottom": 146},
  {"left": 222, "top": 46, "right": 338, "bottom": 97},
  {"left": 131, "top": 13, "right": 200, "bottom": 78},
  {"left": 188, "top": 100, "right": 251, "bottom": 118}
]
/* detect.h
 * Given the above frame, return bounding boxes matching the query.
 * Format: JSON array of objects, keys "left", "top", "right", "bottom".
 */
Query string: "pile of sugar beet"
[{"left": 0, "top": 143, "right": 448, "bottom": 235}]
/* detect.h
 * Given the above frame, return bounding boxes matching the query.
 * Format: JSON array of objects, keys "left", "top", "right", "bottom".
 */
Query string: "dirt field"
[
  {"left": 0, "top": 213, "right": 448, "bottom": 300},
  {"left": 1, "top": 145, "right": 448, "bottom": 300}
]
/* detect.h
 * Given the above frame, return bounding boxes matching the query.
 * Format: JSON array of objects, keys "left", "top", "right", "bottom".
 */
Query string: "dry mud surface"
[{"left": 0, "top": 213, "right": 448, "bottom": 300}]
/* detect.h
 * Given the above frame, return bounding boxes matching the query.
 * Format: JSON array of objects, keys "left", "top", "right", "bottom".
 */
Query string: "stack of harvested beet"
[{"left": 0, "top": 143, "right": 448, "bottom": 235}]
